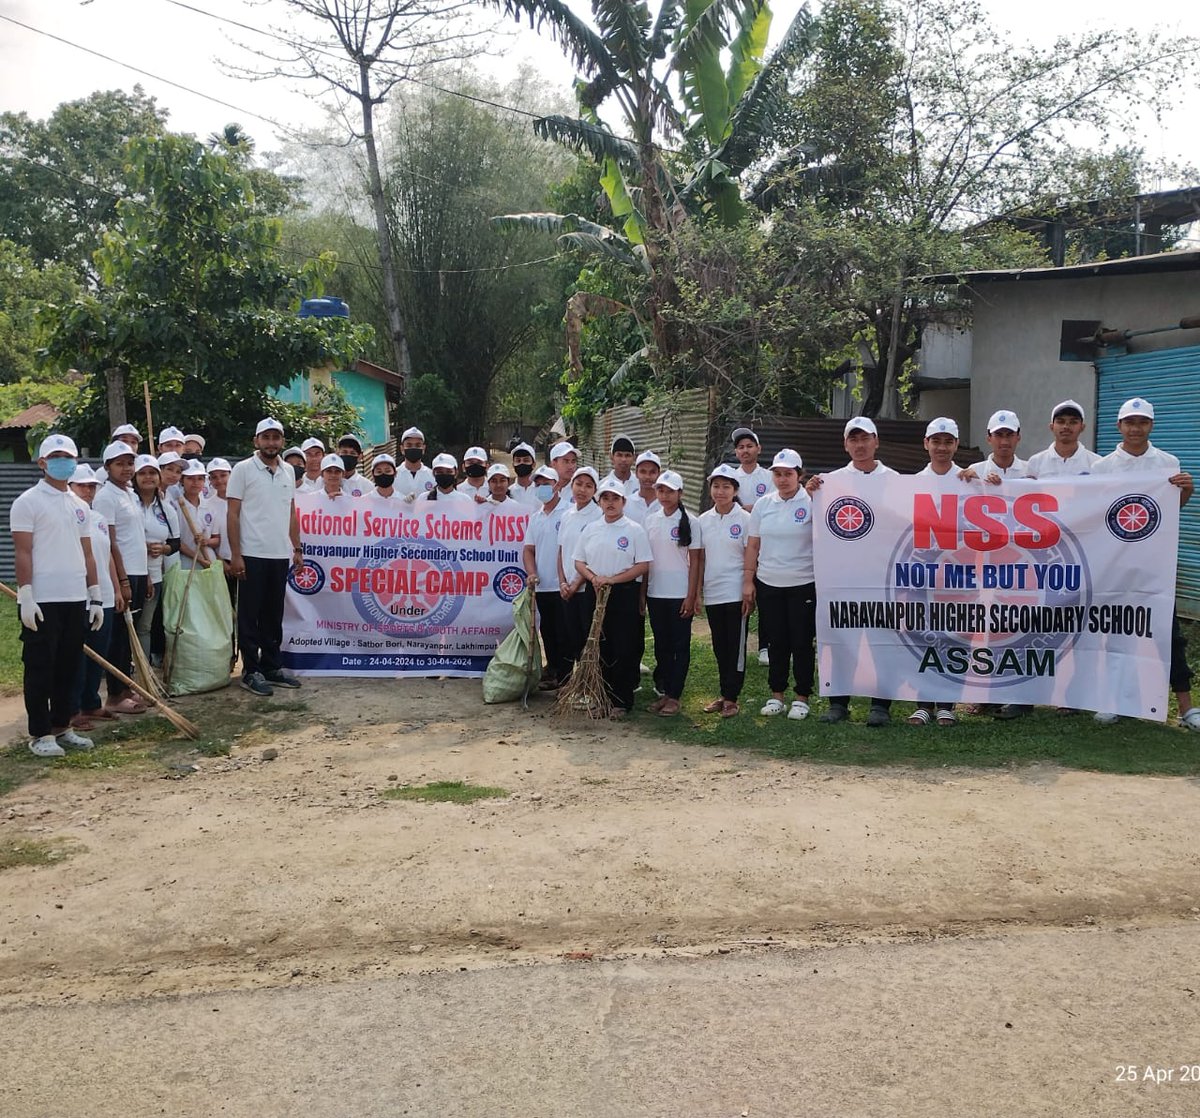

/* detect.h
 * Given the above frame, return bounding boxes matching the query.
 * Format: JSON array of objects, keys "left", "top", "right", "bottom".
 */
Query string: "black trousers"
[
  {"left": 706, "top": 601, "right": 747, "bottom": 701},
  {"left": 106, "top": 574, "right": 146, "bottom": 699},
  {"left": 647, "top": 596, "right": 693, "bottom": 699},
  {"left": 239, "top": 556, "right": 289, "bottom": 678},
  {"left": 225, "top": 572, "right": 239, "bottom": 660},
  {"left": 587, "top": 581, "right": 642, "bottom": 711},
  {"left": 829, "top": 695, "right": 892, "bottom": 711},
  {"left": 562, "top": 587, "right": 593, "bottom": 669},
  {"left": 756, "top": 580, "right": 816, "bottom": 697},
  {"left": 536, "top": 591, "right": 571, "bottom": 684},
  {"left": 21, "top": 600, "right": 86, "bottom": 737},
  {"left": 1169, "top": 610, "right": 1192, "bottom": 693}
]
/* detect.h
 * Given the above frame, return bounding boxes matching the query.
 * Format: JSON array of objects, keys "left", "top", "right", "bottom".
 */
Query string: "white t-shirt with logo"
[
  {"left": 1090, "top": 443, "right": 1180, "bottom": 475},
  {"left": 644, "top": 506, "right": 702, "bottom": 599},
  {"left": 509, "top": 479, "right": 540, "bottom": 507},
  {"left": 94, "top": 481, "right": 148, "bottom": 577},
  {"left": 575, "top": 515, "right": 652, "bottom": 578},
  {"left": 9, "top": 480, "right": 90, "bottom": 602},
  {"left": 395, "top": 464, "right": 435, "bottom": 501},
  {"left": 142, "top": 494, "right": 180, "bottom": 582},
  {"left": 601, "top": 471, "right": 640, "bottom": 498},
  {"left": 624, "top": 493, "right": 659, "bottom": 525},
  {"left": 457, "top": 478, "right": 488, "bottom": 501},
  {"left": 558, "top": 501, "right": 603, "bottom": 583},
  {"left": 418, "top": 487, "right": 476, "bottom": 508},
  {"left": 748, "top": 489, "right": 814, "bottom": 586},
  {"left": 698, "top": 504, "right": 750, "bottom": 604},
  {"left": 736, "top": 464, "right": 774, "bottom": 509},
  {"left": 88, "top": 509, "right": 116, "bottom": 608},
  {"left": 1026, "top": 444, "right": 1101, "bottom": 478},
  {"left": 981, "top": 454, "right": 1029, "bottom": 480},
  {"left": 227, "top": 453, "right": 296, "bottom": 560},
  {"left": 526, "top": 500, "right": 567, "bottom": 590}
]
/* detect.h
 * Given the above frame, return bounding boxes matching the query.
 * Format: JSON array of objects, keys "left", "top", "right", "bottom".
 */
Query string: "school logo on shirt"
[
  {"left": 728, "top": 523, "right": 742, "bottom": 539},
  {"left": 492, "top": 565, "right": 527, "bottom": 602},
  {"left": 1105, "top": 494, "right": 1161, "bottom": 543},
  {"left": 424, "top": 481, "right": 434, "bottom": 490},
  {"left": 75, "top": 507, "right": 87, "bottom": 524},
  {"left": 794, "top": 507, "right": 808, "bottom": 523},
  {"left": 755, "top": 483, "right": 767, "bottom": 496},
  {"left": 616, "top": 535, "right": 629, "bottom": 551},
  {"left": 289, "top": 559, "right": 326, "bottom": 595},
  {"left": 826, "top": 496, "right": 873, "bottom": 541},
  {"left": 203, "top": 512, "right": 213, "bottom": 525},
  {"left": 669, "top": 525, "right": 680, "bottom": 540},
  {"left": 154, "top": 506, "right": 168, "bottom": 525}
]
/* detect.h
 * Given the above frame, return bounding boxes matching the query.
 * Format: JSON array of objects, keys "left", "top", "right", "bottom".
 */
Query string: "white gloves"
[
  {"left": 17, "top": 584, "right": 43, "bottom": 631},
  {"left": 87, "top": 586, "right": 104, "bottom": 631}
]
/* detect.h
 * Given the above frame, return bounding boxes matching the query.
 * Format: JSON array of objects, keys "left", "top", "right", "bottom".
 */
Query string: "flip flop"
[
  {"left": 720, "top": 701, "right": 740, "bottom": 718},
  {"left": 702, "top": 698, "right": 724, "bottom": 714},
  {"left": 106, "top": 697, "right": 146, "bottom": 715}
]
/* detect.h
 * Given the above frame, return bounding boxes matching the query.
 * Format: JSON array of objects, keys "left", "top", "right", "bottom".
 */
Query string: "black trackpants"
[
  {"left": 562, "top": 587, "right": 593, "bottom": 669},
  {"left": 536, "top": 590, "right": 571, "bottom": 684},
  {"left": 647, "top": 597, "right": 693, "bottom": 700},
  {"left": 706, "top": 600, "right": 747, "bottom": 702},
  {"left": 756, "top": 580, "right": 816, "bottom": 697},
  {"left": 106, "top": 574, "right": 146, "bottom": 699},
  {"left": 239, "top": 556, "right": 289, "bottom": 678},
  {"left": 21, "top": 600, "right": 86, "bottom": 737},
  {"left": 1169, "top": 610, "right": 1193, "bottom": 693},
  {"left": 587, "top": 581, "right": 642, "bottom": 711}
]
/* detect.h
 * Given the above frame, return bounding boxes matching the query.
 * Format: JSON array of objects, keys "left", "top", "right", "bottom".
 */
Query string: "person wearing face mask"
[
  {"left": 298, "top": 437, "right": 326, "bottom": 492},
  {"left": 9, "top": 434, "right": 103, "bottom": 757},
  {"left": 367, "top": 453, "right": 399, "bottom": 499},
  {"left": 183, "top": 433, "right": 207, "bottom": 459},
  {"left": 394, "top": 426, "right": 435, "bottom": 502},
  {"left": 508, "top": 443, "right": 539, "bottom": 506},
  {"left": 336, "top": 434, "right": 368, "bottom": 497},
  {"left": 457, "top": 446, "right": 490, "bottom": 502},
  {"left": 522, "top": 466, "right": 570, "bottom": 690},
  {"left": 283, "top": 447, "right": 305, "bottom": 485},
  {"left": 419, "top": 454, "right": 474, "bottom": 506}
]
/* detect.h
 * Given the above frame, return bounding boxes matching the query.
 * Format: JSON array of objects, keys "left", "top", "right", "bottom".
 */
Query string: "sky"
[{"left": 0, "top": 0, "right": 1196, "bottom": 187}]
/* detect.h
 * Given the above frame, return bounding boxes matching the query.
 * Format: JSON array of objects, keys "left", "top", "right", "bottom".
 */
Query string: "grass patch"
[
  {"left": 0, "top": 838, "right": 79, "bottom": 871},
  {"left": 0, "top": 609, "right": 20, "bottom": 695},
  {"left": 382, "top": 780, "right": 509, "bottom": 804},
  {"left": 637, "top": 628, "right": 1200, "bottom": 777}
]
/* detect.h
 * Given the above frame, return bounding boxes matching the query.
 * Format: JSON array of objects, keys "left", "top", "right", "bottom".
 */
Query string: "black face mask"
[
  {"left": 340, "top": 454, "right": 359, "bottom": 473},
  {"left": 465, "top": 463, "right": 486, "bottom": 479},
  {"left": 292, "top": 464, "right": 306, "bottom": 480},
  {"left": 403, "top": 447, "right": 423, "bottom": 463},
  {"left": 514, "top": 462, "right": 534, "bottom": 478},
  {"left": 374, "top": 472, "right": 396, "bottom": 489},
  {"left": 435, "top": 473, "right": 457, "bottom": 490},
  {"left": 182, "top": 452, "right": 202, "bottom": 461}
]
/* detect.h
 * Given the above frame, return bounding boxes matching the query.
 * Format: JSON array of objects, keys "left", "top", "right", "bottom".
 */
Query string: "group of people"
[{"left": 10, "top": 395, "right": 1197, "bottom": 755}]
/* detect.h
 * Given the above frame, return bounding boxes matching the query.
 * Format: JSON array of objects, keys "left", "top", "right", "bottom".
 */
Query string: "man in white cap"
[
  {"left": 508, "top": 442, "right": 539, "bottom": 506},
  {"left": 549, "top": 441, "right": 578, "bottom": 494},
  {"left": 603, "top": 435, "right": 639, "bottom": 497},
  {"left": 157, "top": 427, "right": 186, "bottom": 457},
  {"left": 523, "top": 465, "right": 571, "bottom": 689},
  {"left": 419, "top": 454, "right": 474, "bottom": 506},
  {"left": 1025, "top": 400, "right": 1101, "bottom": 478},
  {"left": 977, "top": 410, "right": 1027, "bottom": 481},
  {"left": 625, "top": 450, "right": 662, "bottom": 525},
  {"left": 395, "top": 427, "right": 435, "bottom": 501},
  {"left": 183, "top": 434, "right": 206, "bottom": 458},
  {"left": 336, "top": 434, "right": 368, "bottom": 496},
  {"left": 282, "top": 446, "right": 305, "bottom": 482},
  {"left": 458, "top": 446, "right": 490, "bottom": 502},
  {"left": 298, "top": 437, "right": 326, "bottom": 492},
  {"left": 731, "top": 426, "right": 773, "bottom": 511},
  {"left": 226, "top": 417, "right": 304, "bottom": 697},
  {"left": 9, "top": 434, "right": 103, "bottom": 756},
  {"left": 110, "top": 424, "right": 141, "bottom": 452}
]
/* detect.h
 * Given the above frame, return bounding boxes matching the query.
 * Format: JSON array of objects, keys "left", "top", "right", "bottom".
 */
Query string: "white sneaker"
[
  {"left": 760, "top": 698, "right": 786, "bottom": 716},
  {"left": 30, "top": 735, "right": 66, "bottom": 758},
  {"left": 57, "top": 729, "right": 94, "bottom": 751},
  {"left": 1180, "top": 709, "right": 1200, "bottom": 731},
  {"left": 758, "top": 648, "right": 770, "bottom": 665},
  {"left": 1093, "top": 712, "right": 1119, "bottom": 726},
  {"left": 788, "top": 700, "right": 810, "bottom": 721}
]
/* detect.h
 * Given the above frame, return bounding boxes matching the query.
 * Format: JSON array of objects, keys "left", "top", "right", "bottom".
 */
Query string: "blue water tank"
[{"left": 299, "top": 297, "right": 350, "bottom": 319}]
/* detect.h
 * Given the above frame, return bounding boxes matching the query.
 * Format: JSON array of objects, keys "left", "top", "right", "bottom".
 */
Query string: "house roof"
[
  {"left": 0, "top": 403, "right": 62, "bottom": 430},
  {"left": 923, "top": 250, "right": 1200, "bottom": 286},
  {"left": 351, "top": 358, "right": 405, "bottom": 389}
]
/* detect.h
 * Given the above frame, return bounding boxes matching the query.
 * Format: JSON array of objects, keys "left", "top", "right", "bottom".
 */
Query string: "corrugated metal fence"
[
  {"left": 1095, "top": 344, "right": 1200, "bottom": 618},
  {"left": 0, "top": 463, "right": 54, "bottom": 583}
]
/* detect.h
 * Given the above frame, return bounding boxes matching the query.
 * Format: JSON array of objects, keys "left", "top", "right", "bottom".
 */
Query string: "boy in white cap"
[
  {"left": 297, "top": 437, "right": 326, "bottom": 492},
  {"left": 508, "top": 443, "right": 539, "bottom": 505},
  {"left": 419, "top": 454, "right": 474, "bottom": 505},
  {"left": 603, "top": 435, "right": 639, "bottom": 496},
  {"left": 485, "top": 463, "right": 513, "bottom": 503},
  {"left": 625, "top": 450, "right": 662, "bottom": 525},
  {"left": 111, "top": 424, "right": 141, "bottom": 452},
  {"left": 283, "top": 446, "right": 305, "bottom": 476},
  {"left": 523, "top": 465, "right": 571, "bottom": 689},
  {"left": 731, "top": 426, "right": 773, "bottom": 510},
  {"left": 395, "top": 427, "right": 435, "bottom": 501},
  {"left": 978, "top": 410, "right": 1027, "bottom": 480},
  {"left": 336, "top": 434, "right": 368, "bottom": 497},
  {"left": 1025, "top": 400, "right": 1101, "bottom": 478},
  {"left": 549, "top": 441, "right": 578, "bottom": 493},
  {"left": 9, "top": 434, "right": 103, "bottom": 756},
  {"left": 226, "top": 418, "right": 304, "bottom": 696},
  {"left": 457, "top": 446, "right": 490, "bottom": 502},
  {"left": 157, "top": 427, "right": 186, "bottom": 456},
  {"left": 365, "top": 453, "right": 400, "bottom": 500}
]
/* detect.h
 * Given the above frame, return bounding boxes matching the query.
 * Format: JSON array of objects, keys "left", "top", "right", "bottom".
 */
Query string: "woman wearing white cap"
[
  {"left": 557, "top": 467, "right": 602, "bottom": 670},
  {"left": 395, "top": 427, "right": 435, "bottom": 501},
  {"left": 523, "top": 465, "right": 571, "bottom": 689},
  {"left": 134, "top": 454, "right": 181, "bottom": 664},
  {"left": 457, "top": 446, "right": 490, "bottom": 503},
  {"left": 178, "top": 460, "right": 220, "bottom": 569},
  {"left": 697, "top": 464, "right": 751, "bottom": 717},
  {"left": 742, "top": 448, "right": 816, "bottom": 721},
  {"left": 157, "top": 451, "right": 186, "bottom": 506},
  {"left": 367, "top": 453, "right": 400, "bottom": 499},
  {"left": 418, "top": 454, "right": 474, "bottom": 505}
]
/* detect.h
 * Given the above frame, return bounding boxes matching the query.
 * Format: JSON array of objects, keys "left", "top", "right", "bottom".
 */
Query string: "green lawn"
[
  {"left": 636, "top": 621, "right": 1200, "bottom": 776},
  {"left": 0, "top": 606, "right": 20, "bottom": 695}
]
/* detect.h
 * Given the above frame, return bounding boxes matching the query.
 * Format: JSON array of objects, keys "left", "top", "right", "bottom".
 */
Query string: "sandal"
[
  {"left": 720, "top": 701, "right": 740, "bottom": 718},
  {"left": 82, "top": 707, "right": 118, "bottom": 721},
  {"left": 760, "top": 698, "right": 786, "bottom": 716},
  {"left": 106, "top": 697, "right": 146, "bottom": 715},
  {"left": 936, "top": 709, "right": 957, "bottom": 727},
  {"left": 657, "top": 698, "right": 681, "bottom": 717},
  {"left": 647, "top": 696, "right": 668, "bottom": 714},
  {"left": 702, "top": 698, "right": 724, "bottom": 714},
  {"left": 906, "top": 709, "right": 931, "bottom": 726}
]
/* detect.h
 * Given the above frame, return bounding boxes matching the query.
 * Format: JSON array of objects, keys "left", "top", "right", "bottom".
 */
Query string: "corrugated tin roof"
[
  {"left": 923, "top": 250, "right": 1200, "bottom": 286},
  {"left": 0, "top": 403, "right": 62, "bottom": 430}
]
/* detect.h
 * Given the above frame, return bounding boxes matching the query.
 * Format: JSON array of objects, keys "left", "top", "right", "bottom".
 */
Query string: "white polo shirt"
[
  {"left": 558, "top": 501, "right": 603, "bottom": 582},
  {"left": 177, "top": 497, "right": 216, "bottom": 571},
  {"left": 828, "top": 460, "right": 898, "bottom": 481},
  {"left": 142, "top": 494, "right": 180, "bottom": 581},
  {"left": 417, "top": 487, "right": 475, "bottom": 508},
  {"left": 748, "top": 489, "right": 814, "bottom": 586},
  {"left": 94, "top": 480, "right": 148, "bottom": 577},
  {"left": 1091, "top": 442, "right": 1181, "bottom": 475},
  {"left": 298, "top": 473, "right": 324, "bottom": 494},
  {"left": 342, "top": 472, "right": 368, "bottom": 499},
  {"left": 395, "top": 464, "right": 435, "bottom": 501},
  {"left": 457, "top": 479, "right": 488, "bottom": 501},
  {"left": 624, "top": 493, "right": 659, "bottom": 525},
  {"left": 1026, "top": 444, "right": 1101, "bottom": 478},
  {"left": 601, "top": 471, "right": 639, "bottom": 498},
  {"left": 575, "top": 515, "right": 652, "bottom": 577},
  {"left": 9, "top": 480, "right": 90, "bottom": 602},
  {"left": 736, "top": 464, "right": 774, "bottom": 509},
  {"left": 644, "top": 506, "right": 702, "bottom": 599},
  {"left": 917, "top": 463, "right": 970, "bottom": 491},
  {"left": 526, "top": 500, "right": 567, "bottom": 590},
  {"left": 509, "top": 479, "right": 539, "bottom": 507},
  {"left": 200, "top": 494, "right": 231, "bottom": 561},
  {"left": 88, "top": 509, "right": 116, "bottom": 608},
  {"left": 981, "top": 454, "right": 1029, "bottom": 480},
  {"left": 698, "top": 504, "right": 750, "bottom": 604},
  {"left": 227, "top": 452, "right": 296, "bottom": 560}
]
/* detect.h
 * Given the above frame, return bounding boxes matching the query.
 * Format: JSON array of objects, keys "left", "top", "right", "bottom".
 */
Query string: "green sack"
[
  {"left": 161, "top": 562, "right": 234, "bottom": 696},
  {"left": 482, "top": 586, "right": 542, "bottom": 704}
]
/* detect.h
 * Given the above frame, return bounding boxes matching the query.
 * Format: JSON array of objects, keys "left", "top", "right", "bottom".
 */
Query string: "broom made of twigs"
[
  {"left": 0, "top": 580, "right": 200, "bottom": 739},
  {"left": 125, "top": 606, "right": 168, "bottom": 700},
  {"left": 554, "top": 583, "right": 612, "bottom": 721}
]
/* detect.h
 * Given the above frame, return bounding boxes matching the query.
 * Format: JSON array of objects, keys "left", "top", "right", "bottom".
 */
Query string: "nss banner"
[
  {"left": 282, "top": 492, "right": 531, "bottom": 677},
  {"left": 814, "top": 474, "right": 1180, "bottom": 719}
]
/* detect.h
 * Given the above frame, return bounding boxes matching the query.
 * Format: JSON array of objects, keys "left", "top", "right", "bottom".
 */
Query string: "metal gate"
[{"left": 1095, "top": 345, "right": 1200, "bottom": 618}]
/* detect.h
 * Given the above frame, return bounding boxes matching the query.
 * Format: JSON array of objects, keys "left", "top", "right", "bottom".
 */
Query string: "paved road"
[{"left": 4, "top": 923, "right": 1199, "bottom": 1117}]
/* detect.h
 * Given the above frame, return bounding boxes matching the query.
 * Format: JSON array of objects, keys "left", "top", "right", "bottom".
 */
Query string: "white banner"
[
  {"left": 282, "top": 492, "right": 531, "bottom": 677},
  {"left": 814, "top": 474, "right": 1180, "bottom": 719}
]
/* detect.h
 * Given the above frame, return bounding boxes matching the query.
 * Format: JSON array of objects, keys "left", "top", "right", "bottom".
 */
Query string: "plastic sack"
[
  {"left": 482, "top": 585, "right": 541, "bottom": 704},
  {"left": 161, "top": 562, "right": 234, "bottom": 696}
]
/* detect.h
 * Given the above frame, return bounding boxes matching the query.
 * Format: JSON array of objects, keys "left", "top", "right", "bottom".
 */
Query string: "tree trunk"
[
  {"left": 105, "top": 367, "right": 127, "bottom": 431},
  {"left": 359, "top": 61, "right": 412, "bottom": 384},
  {"left": 879, "top": 287, "right": 905, "bottom": 419}
]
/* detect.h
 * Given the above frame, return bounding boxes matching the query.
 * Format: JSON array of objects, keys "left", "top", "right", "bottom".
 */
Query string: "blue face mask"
[
  {"left": 535, "top": 484, "right": 556, "bottom": 503},
  {"left": 46, "top": 457, "right": 78, "bottom": 481}
]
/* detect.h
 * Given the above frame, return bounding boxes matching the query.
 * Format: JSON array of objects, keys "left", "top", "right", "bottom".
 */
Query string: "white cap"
[
  {"left": 844, "top": 416, "right": 878, "bottom": 437},
  {"left": 573, "top": 466, "right": 599, "bottom": 485},
  {"left": 924, "top": 417, "right": 959, "bottom": 439},
  {"left": 550, "top": 441, "right": 577, "bottom": 461},
  {"left": 511, "top": 442, "right": 535, "bottom": 457},
  {"left": 101, "top": 439, "right": 135, "bottom": 463},
  {"left": 157, "top": 451, "right": 183, "bottom": 467},
  {"left": 301, "top": 437, "right": 325, "bottom": 453},
  {"left": 533, "top": 465, "right": 557, "bottom": 482},
  {"left": 181, "top": 459, "right": 208, "bottom": 478},
  {"left": 635, "top": 450, "right": 661, "bottom": 467},
  {"left": 69, "top": 463, "right": 99, "bottom": 484},
  {"left": 1118, "top": 397, "right": 1155, "bottom": 421},
  {"left": 655, "top": 469, "right": 684, "bottom": 491},
  {"left": 134, "top": 454, "right": 160, "bottom": 473},
  {"left": 38, "top": 433, "right": 79, "bottom": 458},
  {"left": 338, "top": 433, "right": 363, "bottom": 450},
  {"left": 597, "top": 476, "right": 627, "bottom": 497},
  {"left": 771, "top": 448, "right": 803, "bottom": 470},
  {"left": 207, "top": 457, "right": 232, "bottom": 472},
  {"left": 158, "top": 426, "right": 186, "bottom": 445},
  {"left": 707, "top": 463, "right": 741, "bottom": 486},
  {"left": 987, "top": 410, "right": 1020, "bottom": 433},
  {"left": 283, "top": 446, "right": 304, "bottom": 459},
  {"left": 401, "top": 426, "right": 424, "bottom": 441},
  {"left": 320, "top": 453, "right": 344, "bottom": 472},
  {"left": 255, "top": 417, "right": 284, "bottom": 436},
  {"left": 1050, "top": 399, "right": 1085, "bottom": 422},
  {"left": 111, "top": 423, "right": 140, "bottom": 440},
  {"left": 372, "top": 453, "right": 396, "bottom": 468},
  {"left": 463, "top": 446, "right": 487, "bottom": 462},
  {"left": 184, "top": 433, "right": 206, "bottom": 449},
  {"left": 486, "top": 463, "right": 510, "bottom": 480},
  {"left": 432, "top": 453, "right": 458, "bottom": 470}
]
